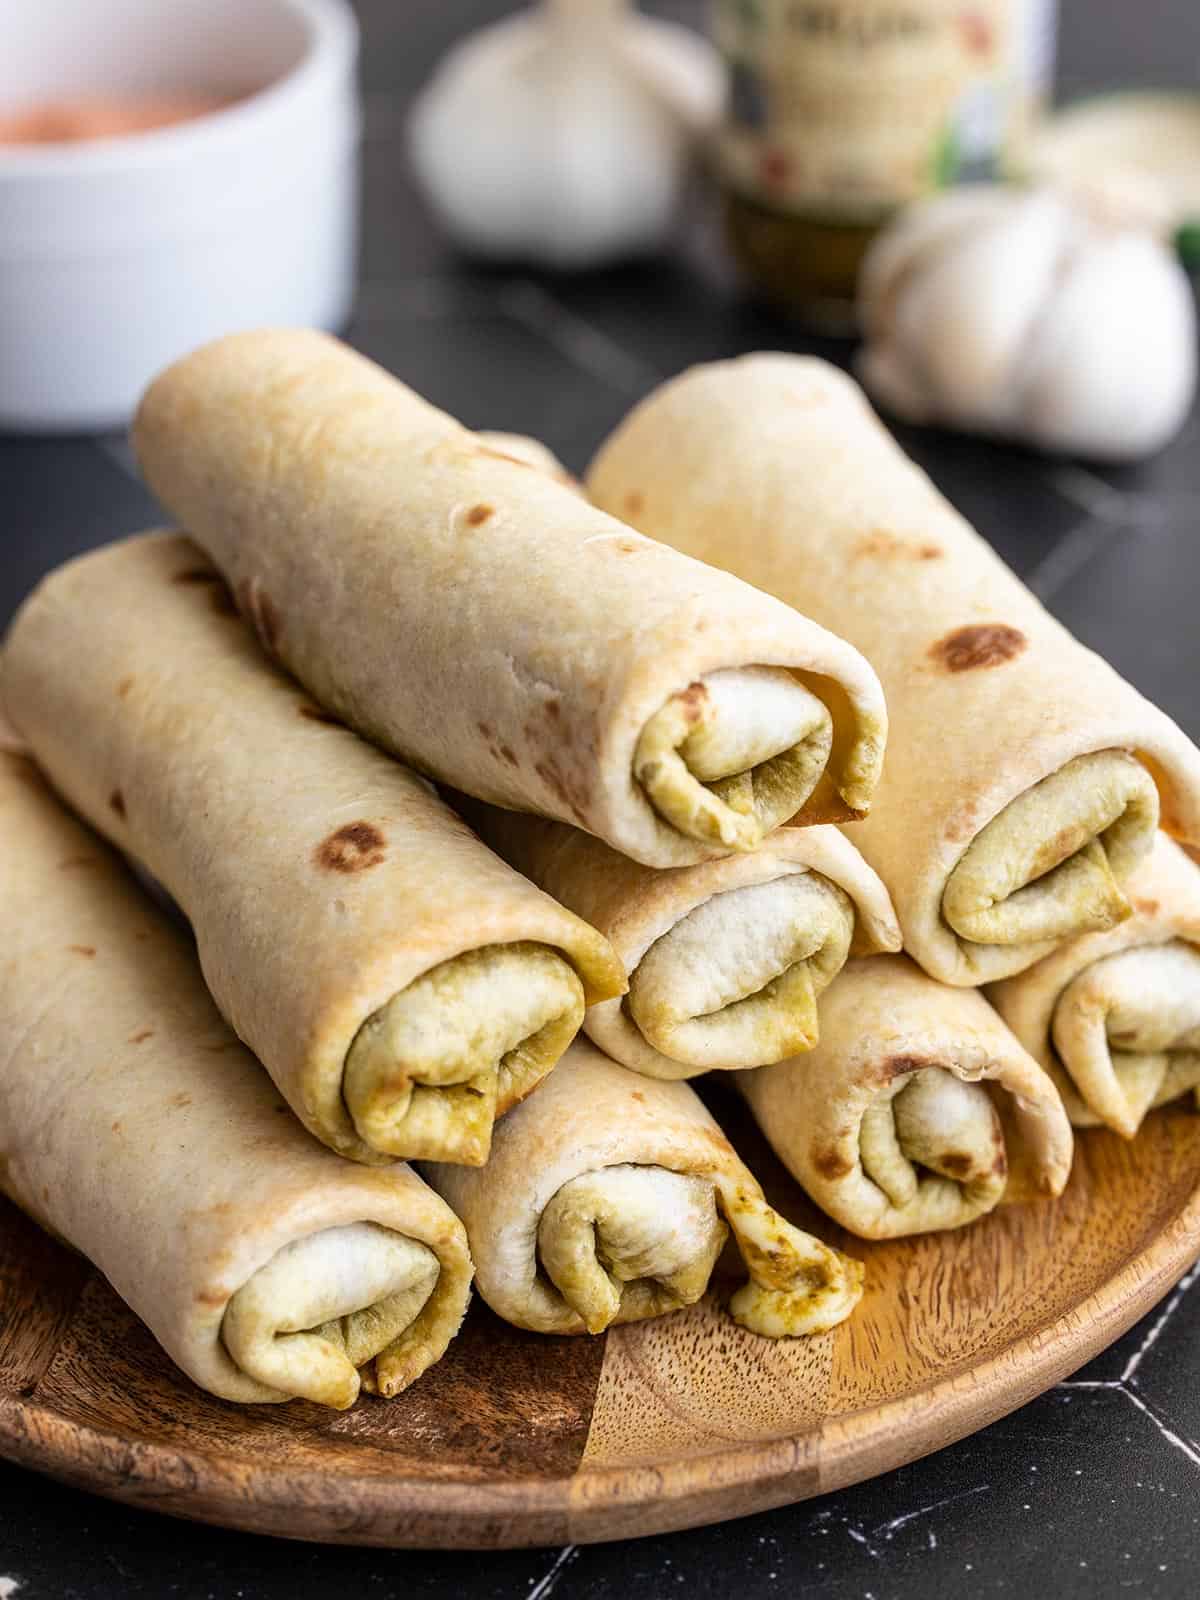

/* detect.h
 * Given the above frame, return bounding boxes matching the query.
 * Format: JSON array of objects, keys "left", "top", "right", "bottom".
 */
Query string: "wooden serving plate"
[{"left": 3, "top": 1100, "right": 1199, "bottom": 1550}]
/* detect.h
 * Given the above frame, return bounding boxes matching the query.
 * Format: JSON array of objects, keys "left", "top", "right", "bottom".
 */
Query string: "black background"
[{"left": 3, "top": 3, "right": 1200, "bottom": 1595}]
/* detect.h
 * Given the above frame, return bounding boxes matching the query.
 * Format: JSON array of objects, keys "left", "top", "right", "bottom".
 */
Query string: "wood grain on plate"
[{"left": 2, "top": 1103, "right": 1199, "bottom": 1549}]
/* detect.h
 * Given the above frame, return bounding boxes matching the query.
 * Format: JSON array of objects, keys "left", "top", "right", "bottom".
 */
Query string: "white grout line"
[
  {"left": 1122, "top": 1259, "right": 1200, "bottom": 1383},
  {"left": 844, "top": 1523, "right": 881, "bottom": 1560},
  {"left": 1024, "top": 516, "right": 1117, "bottom": 603},
  {"left": 1049, "top": 465, "right": 1137, "bottom": 524},
  {"left": 527, "top": 1544, "right": 580, "bottom": 1600},
  {"left": 498, "top": 280, "right": 660, "bottom": 395},
  {"left": 1121, "top": 1387, "right": 1200, "bottom": 1473},
  {"left": 871, "top": 1483, "right": 990, "bottom": 1540},
  {"left": 355, "top": 277, "right": 501, "bottom": 322}
]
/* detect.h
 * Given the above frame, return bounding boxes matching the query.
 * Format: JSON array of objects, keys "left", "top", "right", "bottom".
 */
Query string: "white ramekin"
[{"left": 0, "top": 0, "right": 360, "bottom": 432}]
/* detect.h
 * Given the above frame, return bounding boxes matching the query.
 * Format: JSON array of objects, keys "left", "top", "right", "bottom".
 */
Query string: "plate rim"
[{"left": 3, "top": 1179, "right": 1199, "bottom": 1549}]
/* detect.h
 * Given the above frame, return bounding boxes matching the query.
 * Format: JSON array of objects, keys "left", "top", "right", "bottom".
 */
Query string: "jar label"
[{"left": 714, "top": 0, "right": 1052, "bottom": 221}]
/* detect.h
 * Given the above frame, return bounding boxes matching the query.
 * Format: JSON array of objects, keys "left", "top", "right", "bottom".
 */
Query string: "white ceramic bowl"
[{"left": 0, "top": 0, "right": 360, "bottom": 431}]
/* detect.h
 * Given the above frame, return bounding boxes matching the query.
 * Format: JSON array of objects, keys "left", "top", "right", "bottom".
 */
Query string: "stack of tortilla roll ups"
[
  {"left": 0, "top": 739, "right": 473, "bottom": 1409},
  {"left": 4, "top": 329, "right": 1199, "bottom": 1415},
  {"left": 587, "top": 354, "right": 1200, "bottom": 987}
]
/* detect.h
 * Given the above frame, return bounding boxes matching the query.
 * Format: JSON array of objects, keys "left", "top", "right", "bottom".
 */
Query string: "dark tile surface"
[
  {"left": 3, "top": 2, "right": 1200, "bottom": 1598},
  {"left": 0, "top": 436, "right": 159, "bottom": 629}
]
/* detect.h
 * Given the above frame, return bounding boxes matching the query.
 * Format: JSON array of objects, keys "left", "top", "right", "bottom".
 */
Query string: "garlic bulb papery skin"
[
  {"left": 858, "top": 186, "right": 1198, "bottom": 462},
  {"left": 407, "top": 0, "right": 723, "bottom": 271}
]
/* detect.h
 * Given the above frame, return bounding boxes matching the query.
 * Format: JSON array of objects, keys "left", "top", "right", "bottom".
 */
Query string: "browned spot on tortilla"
[
  {"left": 172, "top": 567, "right": 218, "bottom": 586},
  {"left": 854, "top": 529, "right": 945, "bottom": 561},
  {"left": 110, "top": 1120, "right": 121, "bottom": 1134},
  {"left": 299, "top": 702, "right": 341, "bottom": 726},
  {"left": 128, "top": 1028, "right": 154, "bottom": 1045},
  {"left": 533, "top": 758, "right": 590, "bottom": 825},
  {"left": 535, "top": 760, "right": 569, "bottom": 804},
  {"left": 108, "top": 788, "right": 126, "bottom": 819},
  {"left": 878, "top": 1053, "right": 929, "bottom": 1083},
  {"left": 499, "top": 745, "right": 519, "bottom": 767},
  {"left": 68, "top": 944, "right": 95, "bottom": 958},
  {"left": 631, "top": 1091, "right": 646, "bottom": 1103},
  {"left": 477, "top": 721, "right": 493, "bottom": 740},
  {"left": 1135, "top": 898, "right": 1161, "bottom": 916},
  {"left": 237, "top": 577, "right": 281, "bottom": 656},
  {"left": 117, "top": 676, "right": 135, "bottom": 699},
  {"left": 170, "top": 1091, "right": 192, "bottom": 1109},
  {"left": 930, "top": 623, "right": 1027, "bottom": 673},
  {"left": 57, "top": 855, "right": 97, "bottom": 872},
  {"left": 938, "top": 1151, "right": 975, "bottom": 1178},
  {"left": 624, "top": 490, "right": 645, "bottom": 516},
  {"left": 812, "top": 1146, "right": 853, "bottom": 1180},
  {"left": 195, "top": 1288, "right": 227, "bottom": 1308},
  {"left": 315, "top": 821, "right": 387, "bottom": 874},
  {"left": 616, "top": 539, "right": 644, "bottom": 555},
  {"left": 465, "top": 503, "right": 494, "bottom": 527},
  {"left": 677, "top": 681, "right": 708, "bottom": 725},
  {"left": 545, "top": 698, "right": 562, "bottom": 721}
]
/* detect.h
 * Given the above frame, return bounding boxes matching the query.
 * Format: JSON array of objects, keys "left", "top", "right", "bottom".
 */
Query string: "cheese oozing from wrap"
[
  {"left": 0, "top": 747, "right": 472, "bottom": 1408},
  {"left": 740, "top": 955, "right": 1074, "bottom": 1239},
  {"left": 425, "top": 1039, "right": 864, "bottom": 1338},
  {"left": 586, "top": 354, "right": 1200, "bottom": 981},
  {"left": 132, "top": 329, "right": 887, "bottom": 868},
  {"left": 2, "top": 533, "right": 624, "bottom": 1166},
  {"left": 991, "top": 834, "right": 1200, "bottom": 1137},
  {"left": 464, "top": 802, "right": 901, "bottom": 1078}
]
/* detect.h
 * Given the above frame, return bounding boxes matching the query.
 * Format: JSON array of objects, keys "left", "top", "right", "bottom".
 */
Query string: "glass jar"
[{"left": 713, "top": 0, "right": 1058, "bottom": 323}]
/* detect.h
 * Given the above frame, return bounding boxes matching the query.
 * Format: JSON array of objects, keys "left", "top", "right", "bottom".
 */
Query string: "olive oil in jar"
[{"left": 713, "top": 0, "right": 1056, "bottom": 323}]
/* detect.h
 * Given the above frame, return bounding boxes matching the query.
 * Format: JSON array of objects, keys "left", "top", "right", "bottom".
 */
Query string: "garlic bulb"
[
  {"left": 858, "top": 186, "right": 1198, "bottom": 462},
  {"left": 407, "top": 0, "right": 722, "bottom": 270}
]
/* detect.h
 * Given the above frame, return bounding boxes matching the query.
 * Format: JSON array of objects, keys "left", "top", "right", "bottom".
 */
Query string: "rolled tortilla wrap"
[
  {"left": 0, "top": 748, "right": 472, "bottom": 1408},
  {"left": 465, "top": 802, "right": 901, "bottom": 1078},
  {"left": 586, "top": 355, "right": 1200, "bottom": 981},
  {"left": 990, "top": 835, "right": 1200, "bottom": 1138},
  {"left": 1, "top": 532, "right": 625, "bottom": 1167},
  {"left": 132, "top": 329, "right": 887, "bottom": 868},
  {"left": 425, "top": 1038, "right": 864, "bottom": 1338},
  {"left": 739, "top": 955, "right": 1074, "bottom": 1240}
]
